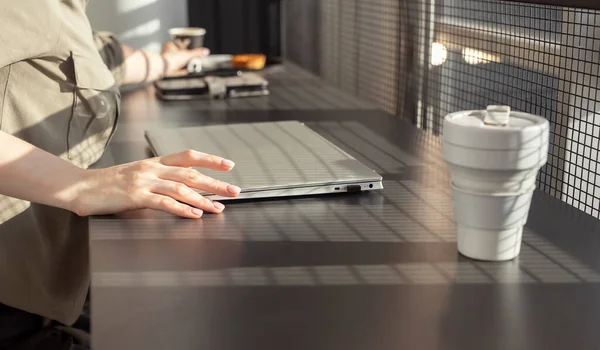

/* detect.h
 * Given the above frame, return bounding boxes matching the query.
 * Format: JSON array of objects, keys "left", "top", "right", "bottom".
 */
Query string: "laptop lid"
[{"left": 144, "top": 121, "right": 383, "bottom": 198}]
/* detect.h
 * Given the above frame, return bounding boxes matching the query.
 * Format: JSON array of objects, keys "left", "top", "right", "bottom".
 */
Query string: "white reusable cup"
[{"left": 442, "top": 105, "right": 550, "bottom": 261}]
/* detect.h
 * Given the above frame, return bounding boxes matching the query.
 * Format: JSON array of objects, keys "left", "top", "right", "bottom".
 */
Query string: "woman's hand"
[
  {"left": 72, "top": 150, "right": 240, "bottom": 218},
  {"left": 161, "top": 41, "right": 210, "bottom": 76}
]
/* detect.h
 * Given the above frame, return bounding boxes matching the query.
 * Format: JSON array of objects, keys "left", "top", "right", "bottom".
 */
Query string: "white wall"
[{"left": 86, "top": 0, "right": 188, "bottom": 53}]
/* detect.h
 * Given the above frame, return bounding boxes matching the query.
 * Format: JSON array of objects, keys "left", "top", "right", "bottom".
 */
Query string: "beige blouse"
[{"left": 0, "top": 0, "right": 124, "bottom": 325}]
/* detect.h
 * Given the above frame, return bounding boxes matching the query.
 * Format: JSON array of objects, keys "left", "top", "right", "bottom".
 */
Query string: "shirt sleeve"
[{"left": 92, "top": 31, "right": 126, "bottom": 87}]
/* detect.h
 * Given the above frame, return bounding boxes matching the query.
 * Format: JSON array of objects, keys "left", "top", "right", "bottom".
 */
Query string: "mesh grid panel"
[
  {"left": 285, "top": 0, "right": 600, "bottom": 219},
  {"left": 318, "top": 0, "right": 401, "bottom": 114}
]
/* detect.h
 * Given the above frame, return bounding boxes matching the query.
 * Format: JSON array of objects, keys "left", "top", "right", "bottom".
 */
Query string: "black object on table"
[
  {"left": 90, "top": 64, "right": 600, "bottom": 350},
  {"left": 159, "top": 69, "right": 243, "bottom": 80}
]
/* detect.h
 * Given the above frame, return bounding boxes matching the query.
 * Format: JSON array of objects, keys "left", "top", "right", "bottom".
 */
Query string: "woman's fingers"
[
  {"left": 188, "top": 48, "right": 210, "bottom": 59},
  {"left": 157, "top": 166, "right": 240, "bottom": 197},
  {"left": 159, "top": 149, "right": 235, "bottom": 171},
  {"left": 141, "top": 193, "right": 204, "bottom": 218},
  {"left": 149, "top": 180, "right": 226, "bottom": 214}
]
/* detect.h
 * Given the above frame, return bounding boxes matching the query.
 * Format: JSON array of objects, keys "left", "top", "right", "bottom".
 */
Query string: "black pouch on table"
[{"left": 155, "top": 71, "right": 269, "bottom": 101}]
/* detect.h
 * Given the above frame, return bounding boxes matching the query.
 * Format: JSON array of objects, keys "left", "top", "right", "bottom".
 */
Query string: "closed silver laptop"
[{"left": 144, "top": 121, "right": 383, "bottom": 200}]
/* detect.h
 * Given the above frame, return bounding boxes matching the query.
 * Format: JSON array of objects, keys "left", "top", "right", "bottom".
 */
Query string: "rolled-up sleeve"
[{"left": 92, "top": 31, "right": 126, "bottom": 86}]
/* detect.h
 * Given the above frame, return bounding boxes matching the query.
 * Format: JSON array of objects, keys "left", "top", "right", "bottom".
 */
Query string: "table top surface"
[{"left": 90, "top": 64, "right": 600, "bottom": 350}]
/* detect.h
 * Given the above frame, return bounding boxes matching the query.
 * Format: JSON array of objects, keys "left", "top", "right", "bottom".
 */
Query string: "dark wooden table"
[{"left": 90, "top": 64, "right": 600, "bottom": 350}]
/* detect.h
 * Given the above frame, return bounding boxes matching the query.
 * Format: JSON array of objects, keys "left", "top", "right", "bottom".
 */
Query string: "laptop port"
[{"left": 347, "top": 185, "right": 362, "bottom": 193}]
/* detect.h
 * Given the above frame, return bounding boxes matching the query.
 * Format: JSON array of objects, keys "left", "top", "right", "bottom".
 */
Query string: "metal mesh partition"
[
  {"left": 407, "top": 1, "right": 600, "bottom": 218},
  {"left": 318, "top": 0, "right": 402, "bottom": 114},
  {"left": 284, "top": 0, "right": 600, "bottom": 219}
]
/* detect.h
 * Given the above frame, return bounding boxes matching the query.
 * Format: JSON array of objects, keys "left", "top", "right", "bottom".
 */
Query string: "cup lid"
[{"left": 443, "top": 105, "right": 550, "bottom": 150}]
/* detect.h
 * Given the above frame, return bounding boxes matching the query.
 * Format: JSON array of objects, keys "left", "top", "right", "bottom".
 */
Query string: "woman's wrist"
[
  {"left": 145, "top": 51, "right": 169, "bottom": 81},
  {"left": 56, "top": 167, "right": 95, "bottom": 216},
  {"left": 122, "top": 47, "right": 169, "bottom": 84},
  {"left": 160, "top": 54, "right": 168, "bottom": 77}
]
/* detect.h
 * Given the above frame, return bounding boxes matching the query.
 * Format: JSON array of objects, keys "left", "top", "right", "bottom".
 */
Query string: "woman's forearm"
[
  {"left": 121, "top": 45, "right": 166, "bottom": 85},
  {"left": 120, "top": 43, "right": 209, "bottom": 86},
  {"left": 0, "top": 130, "right": 85, "bottom": 212}
]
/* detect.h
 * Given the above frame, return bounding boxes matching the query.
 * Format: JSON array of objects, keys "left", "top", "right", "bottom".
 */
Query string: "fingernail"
[
  {"left": 213, "top": 201, "right": 225, "bottom": 211},
  {"left": 222, "top": 159, "right": 235, "bottom": 168},
  {"left": 191, "top": 208, "right": 203, "bottom": 217},
  {"left": 227, "top": 185, "right": 241, "bottom": 195}
]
